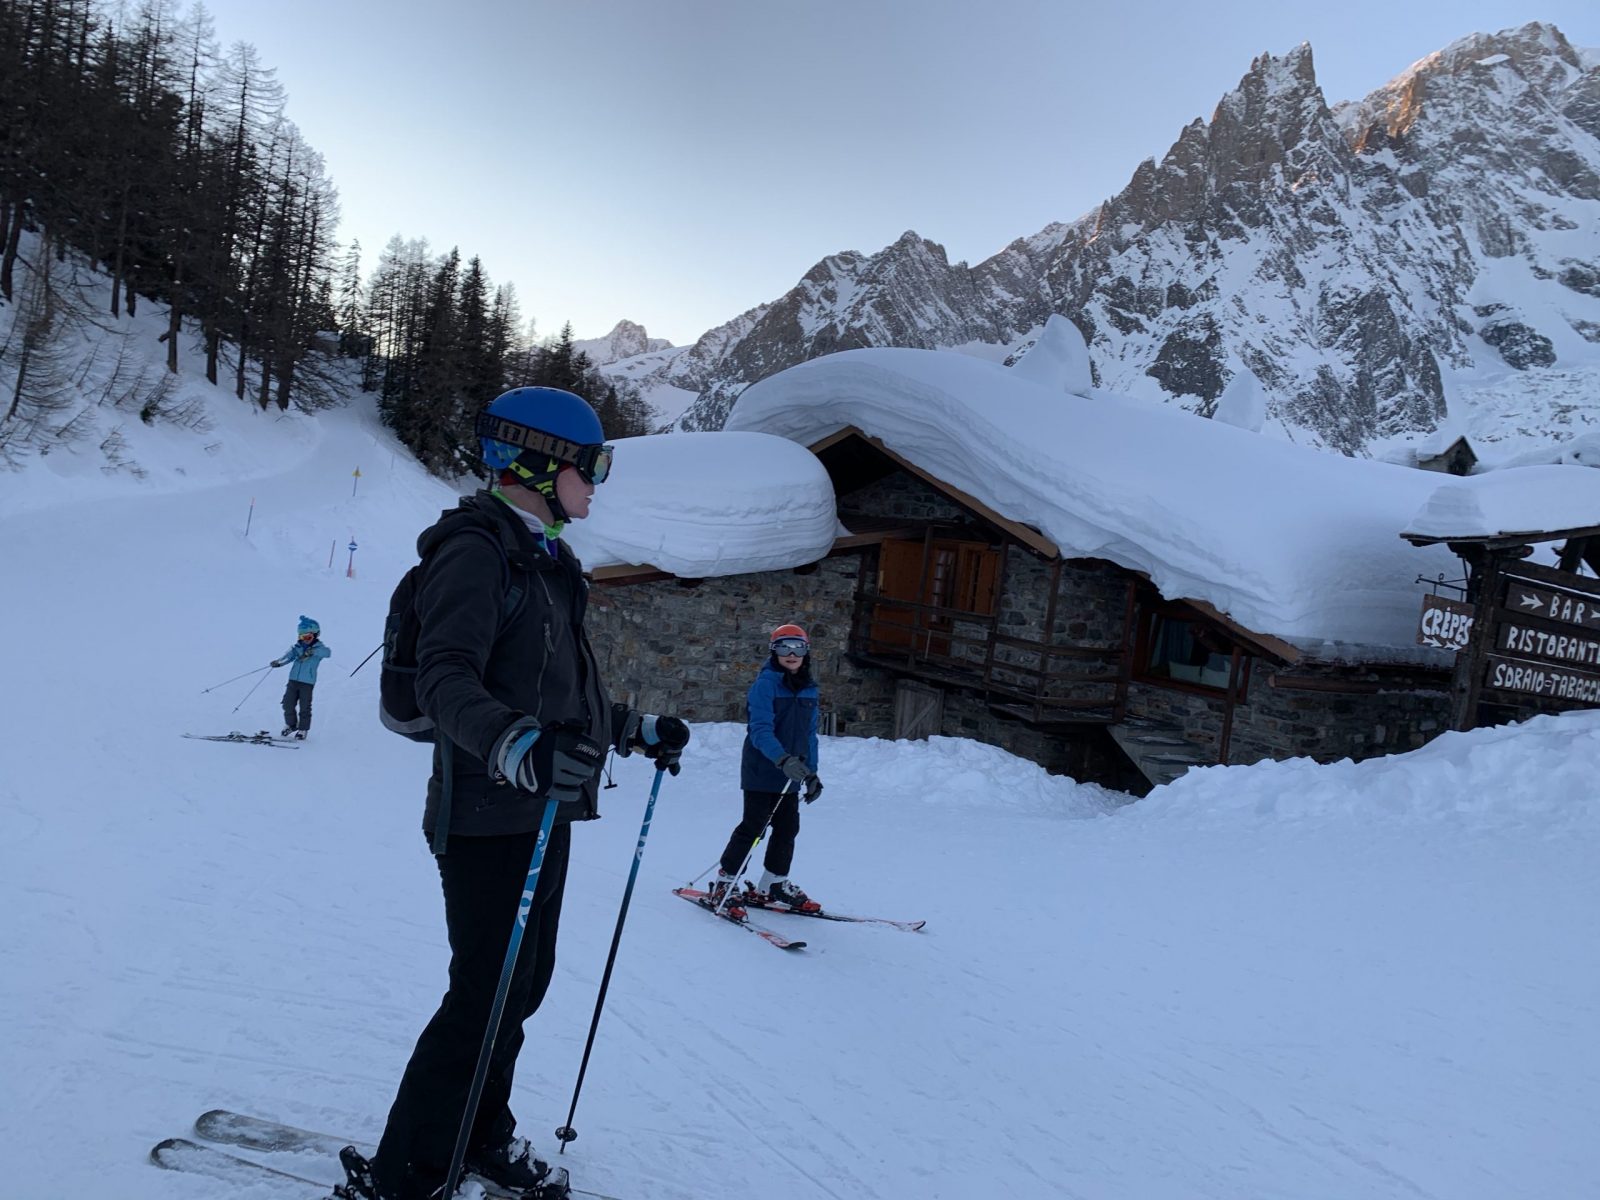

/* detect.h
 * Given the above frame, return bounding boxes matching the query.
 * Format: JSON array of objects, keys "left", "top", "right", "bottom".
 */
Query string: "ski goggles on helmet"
[
  {"left": 771, "top": 637, "right": 810, "bottom": 657},
  {"left": 475, "top": 412, "right": 614, "bottom": 484}
]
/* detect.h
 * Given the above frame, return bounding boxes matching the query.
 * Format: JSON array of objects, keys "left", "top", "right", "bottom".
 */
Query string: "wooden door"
[{"left": 893, "top": 680, "right": 945, "bottom": 740}]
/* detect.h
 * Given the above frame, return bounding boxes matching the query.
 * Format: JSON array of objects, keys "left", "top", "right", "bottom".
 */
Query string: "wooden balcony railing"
[{"left": 849, "top": 592, "right": 1125, "bottom": 725}]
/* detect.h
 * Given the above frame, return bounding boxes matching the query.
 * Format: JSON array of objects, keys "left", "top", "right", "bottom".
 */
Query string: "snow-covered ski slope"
[{"left": 3, "top": 385, "right": 1599, "bottom": 1200}]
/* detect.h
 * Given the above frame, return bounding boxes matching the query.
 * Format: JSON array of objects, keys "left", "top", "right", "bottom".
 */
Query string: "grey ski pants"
[{"left": 281, "top": 680, "right": 315, "bottom": 732}]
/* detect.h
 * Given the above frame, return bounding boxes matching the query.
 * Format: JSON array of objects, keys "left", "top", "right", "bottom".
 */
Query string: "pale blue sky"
[{"left": 199, "top": 0, "right": 1600, "bottom": 347}]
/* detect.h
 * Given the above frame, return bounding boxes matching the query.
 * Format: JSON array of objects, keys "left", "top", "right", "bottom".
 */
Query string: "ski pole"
[
  {"left": 554, "top": 767, "right": 666, "bottom": 1153},
  {"left": 200, "top": 664, "right": 272, "bottom": 694},
  {"left": 712, "top": 781, "right": 797, "bottom": 917},
  {"left": 349, "top": 642, "right": 381, "bottom": 678},
  {"left": 442, "top": 798, "right": 560, "bottom": 1200},
  {"left": 231, "top": 668, "right": 274, "bottom": 713}
]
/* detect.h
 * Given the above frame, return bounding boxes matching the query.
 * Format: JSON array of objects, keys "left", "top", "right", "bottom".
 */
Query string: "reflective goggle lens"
[
  {"left": 580, "top": 444, "right": 614, "bottom": 485},
  {"left": 771, "top": 638, "right": 809, "bottom": 657}
]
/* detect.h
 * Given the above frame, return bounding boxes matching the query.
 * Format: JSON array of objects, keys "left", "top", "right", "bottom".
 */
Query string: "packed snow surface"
[
  {"left": 1404, "top": 462, "right": 1600, "bottom": 540},
  {"left": 728, "top": 347, "right": 1465, "bottom": 654},
  {"left": 2, "top": 388, "right": 1598, "bottom": 1200}
]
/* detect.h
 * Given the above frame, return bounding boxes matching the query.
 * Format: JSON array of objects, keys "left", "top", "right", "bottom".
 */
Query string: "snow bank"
[
  {"left": 1403, "top": 463, "right": 1600, "bottom": 541},
  {"left": 1124, "top": 708, "right": 1600, "bottom": 833},
  {"left": 564, "top": 430, "right": 836, "bottom": 574},
  {"left": 728, "top": 347, "right": 1459, "bottom": 653}
]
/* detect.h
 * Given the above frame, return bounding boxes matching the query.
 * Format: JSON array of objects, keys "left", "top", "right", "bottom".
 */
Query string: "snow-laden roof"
[
  {"left": 1403, "top": 464, "right": 1600, "bottom": 542},
  {"left": 563, "top": 431, "right": 836, "bottom": 575},
  {"left": 728, "top": 344, "right": 1464, "bottom": 655}
]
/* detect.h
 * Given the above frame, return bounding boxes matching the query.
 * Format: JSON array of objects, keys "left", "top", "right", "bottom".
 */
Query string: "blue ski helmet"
[{"left": 476, "top": 387, "right": 608, "bottom": 476}]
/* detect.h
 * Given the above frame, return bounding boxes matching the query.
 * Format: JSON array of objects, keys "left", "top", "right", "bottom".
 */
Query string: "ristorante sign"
[{"left": 1481, "top": 569, "right": 1600, "bottom": 712}]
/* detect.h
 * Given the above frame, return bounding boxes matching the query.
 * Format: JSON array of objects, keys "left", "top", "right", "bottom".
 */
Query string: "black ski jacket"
[{"left": 413, "top": 490, "right": 614, "bottom": 838}]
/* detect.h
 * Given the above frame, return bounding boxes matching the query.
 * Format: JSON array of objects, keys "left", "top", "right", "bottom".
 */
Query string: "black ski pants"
[
  {"left": 719, "top": 788, "right": 799, "bottom": 878},
  {"left": 372, "top": 821, "right": 571, "bottom": 1191},
  {"left": 281, "top": 679, "right": 314, "bottom": 732}
]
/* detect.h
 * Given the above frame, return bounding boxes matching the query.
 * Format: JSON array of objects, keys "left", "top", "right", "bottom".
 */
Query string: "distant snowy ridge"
[
  {"left": 595, "top": 304, "right": 772, "bottom": 430},
  {"left": 573, "top": 319, "right": 673, "bottom": 366},
  {"left": 662, "top": 22, "right": 1600, "bottom": 457}
]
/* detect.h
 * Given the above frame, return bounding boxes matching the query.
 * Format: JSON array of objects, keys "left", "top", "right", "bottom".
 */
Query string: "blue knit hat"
[{"left": 297, "top": 615, "right": 320, "bottom": 636}]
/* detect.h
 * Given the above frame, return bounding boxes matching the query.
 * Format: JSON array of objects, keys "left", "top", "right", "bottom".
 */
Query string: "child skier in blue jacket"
[
  {"left": 712, "top": 623, "right": 824, "bottom": 914},
  {"left": 272, "top": 615, "right": 331, "bottom": 739}
]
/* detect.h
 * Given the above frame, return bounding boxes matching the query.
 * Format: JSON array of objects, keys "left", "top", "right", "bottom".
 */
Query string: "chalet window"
[
  {"left": 1135, "top": 607, "right": 1248, "bottom": 697},
  {"left": 868, "top": 537, "right": 1000, "bottom": 657}
]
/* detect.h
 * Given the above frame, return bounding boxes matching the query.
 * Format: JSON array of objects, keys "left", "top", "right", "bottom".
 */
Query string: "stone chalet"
[{"left": 583, "top": 346, "right": 1463, "bottom": 794}]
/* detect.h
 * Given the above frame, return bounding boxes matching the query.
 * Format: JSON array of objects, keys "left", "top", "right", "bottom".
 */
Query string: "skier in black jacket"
[{"left": 348, "top": 387, "right": 690, "bottom": 1200}]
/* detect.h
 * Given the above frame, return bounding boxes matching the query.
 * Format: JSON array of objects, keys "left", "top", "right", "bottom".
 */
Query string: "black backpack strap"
[{"left": 432, "top": 734, "right": 453, "bottom": 856}]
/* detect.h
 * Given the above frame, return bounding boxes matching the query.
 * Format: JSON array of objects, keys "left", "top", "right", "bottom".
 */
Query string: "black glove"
[
  {"left": 803, "top": 775, "right": 824, "bottom": 804},
  {"left": 614, "top": 709, "right": 692, "bottom": 776},
  {"left": 776, "top": 754, "right": 812, "bottom": 784},
  {"left": 270, "top": 659, "right": 285, "bottom": 668},
  {"left": 641, "top": 714, "right": 690, "bottom": 775},
  {"left": 492, "top": 717, "right": 605, "bottom": 802}
]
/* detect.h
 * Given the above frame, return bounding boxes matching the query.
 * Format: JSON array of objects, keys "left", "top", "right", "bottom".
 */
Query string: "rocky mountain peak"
[
  {"left": 647, "top": 23, "right": 1600, "bottom": 455},
  {"left": 575, "top": 319, "right": 673, "bottom": 366}
]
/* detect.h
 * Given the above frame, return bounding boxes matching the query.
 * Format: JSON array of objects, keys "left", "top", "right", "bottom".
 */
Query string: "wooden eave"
[
  {"left": 589, "top": 563, "right": 677, "bottom": 584},
  {"left": 1402, "top": 522, "right": 1600, "bottom": 549},
  {"left": 809, "top": 426, "right": 1060, "bottom": 558},
  {"left": 588, "top": 518, "right": 923, "bottom": 585}
]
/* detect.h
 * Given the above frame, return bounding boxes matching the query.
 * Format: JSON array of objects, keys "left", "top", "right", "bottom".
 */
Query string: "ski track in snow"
[{"left": 2, "top": 396, "right": 1598, "bottom": 1199}]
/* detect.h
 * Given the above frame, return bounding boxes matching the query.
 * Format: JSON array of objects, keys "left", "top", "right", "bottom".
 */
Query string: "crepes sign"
[{"left": 1416, "top": 594, "right": 1475, "bottom": 650}]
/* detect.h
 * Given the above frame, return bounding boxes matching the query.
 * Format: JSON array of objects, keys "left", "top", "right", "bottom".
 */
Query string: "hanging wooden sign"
[{"left": 1416, "top": 594, "right": 1475, "bottom": 650}]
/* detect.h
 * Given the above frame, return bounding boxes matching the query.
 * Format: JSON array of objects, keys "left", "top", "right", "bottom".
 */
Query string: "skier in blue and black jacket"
[
  {"left": 713, "top": 623, "right": 824, "bottom": 913},
  {"left": 271, "top": 615, "right": 330, "bottom": 739}
]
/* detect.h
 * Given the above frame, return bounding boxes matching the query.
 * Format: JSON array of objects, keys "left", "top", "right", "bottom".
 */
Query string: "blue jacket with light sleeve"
[
  {"left": 278, "top": 640, "right": 331, "bottom": 684},
  {"left": 739, "top": 661, "right": 819, "bottom": 791}
]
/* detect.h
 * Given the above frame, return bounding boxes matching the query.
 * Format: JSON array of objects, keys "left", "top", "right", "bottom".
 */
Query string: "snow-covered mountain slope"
[
  {"left": 667, "top": 22, "right": 1600, "bottom": 458},
  {"left": 597, "top": 302, "right": 772, "bottom": 430}
]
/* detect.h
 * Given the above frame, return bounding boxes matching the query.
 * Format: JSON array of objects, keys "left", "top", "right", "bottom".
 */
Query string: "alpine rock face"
[
  {"left": 574, "top": 320, "right": 674, "bottom": 366},
  {"left": 607, "top": 23, "right": 1600, "bottom": 455}
]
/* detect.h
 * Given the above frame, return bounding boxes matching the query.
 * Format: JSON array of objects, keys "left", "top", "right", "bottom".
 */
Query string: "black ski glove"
[
  {"left": 803, "top": 775, "right": 824, "bottom": 804},
  {"left": 270, "top": 659, "right": 285, "bottom": 668},
  {"left": 492, "top": 717, "right": 605, "bottom": 802},
  {"left": 613, "top": 708, "right": 692, "bottom": 776}
]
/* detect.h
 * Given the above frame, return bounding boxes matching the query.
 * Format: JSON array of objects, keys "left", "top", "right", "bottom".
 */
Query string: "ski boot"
[
  {"left": 466, "top": 1136, "right": 568, "bottom": 1197},
  {"left": 707, "top": 872, "right": 747, "bottom": 921},
  {"left": 762, "top": 875, "right": 822, "bottom": 913},
  {"left": 281, "top": 726, "right": 296, "bottom": 739}
]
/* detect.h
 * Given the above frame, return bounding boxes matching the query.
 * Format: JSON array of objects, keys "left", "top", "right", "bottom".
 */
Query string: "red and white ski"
[
  {"left": 672, "top": 887, "right": 806, "bottom": 950},
  {"left": 678, "top": 886, "right": 926, "bottom": 932}
]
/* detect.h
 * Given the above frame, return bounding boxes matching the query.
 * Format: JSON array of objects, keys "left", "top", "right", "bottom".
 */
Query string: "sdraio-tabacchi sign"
[{"left": 1484, "top": 655, "right": 1600, "bottom": 703}]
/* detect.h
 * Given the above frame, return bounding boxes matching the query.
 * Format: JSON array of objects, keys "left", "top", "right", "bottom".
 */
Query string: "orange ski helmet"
[{"left": 769, "top": 624, "right": 809, "bottom": 655}]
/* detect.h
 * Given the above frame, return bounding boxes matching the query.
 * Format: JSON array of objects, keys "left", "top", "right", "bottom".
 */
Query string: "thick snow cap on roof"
[
  {"left": 563, "top": 431, "right": 836, "bottom": 575},
  {"left": 729, "top": 347, "right": 1461, "bottom": 657},
  {"left": 1403, "top": 465, "right": 1600, "bottom": 542}
]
